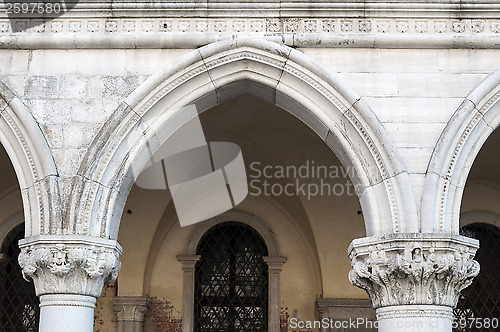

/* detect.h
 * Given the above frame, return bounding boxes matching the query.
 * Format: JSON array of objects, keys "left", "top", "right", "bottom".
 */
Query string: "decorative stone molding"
[
  {"left": 422, "top": 68, "right": 500, "bottom": 234},
  {"left": 113, "top": 296, "right": 148, "bottom": 332},
  {"left": 348, "top": 234, "right": 480, "bottom": 309},
  {"left": 0, "top": 18, "right": 500, "bottom": 48},
  {"left": 1, "top": 1, "right": 500, "bottom": 48},
  {"left": 0, "top": 81, "right": 59, "bottom": 238},
  {"left": 1, "top": 1, "right": 499, "bottom": 19},
  {"left": 0, "top": 18, "right": 499, "bottom": 34},
  {"left": 376, "top": 305, "right": 453, "bottom": 321},
  {"left": 3, "top": 18, "right": 498, "bottom": 36},
  {"left": 264, "top": 256, "right": 287, "bottom": 271},
  {"left": 178, "top": 254, "right": 200, "bottom": 272},
  {"left": 376, "top": 305, "right": 454, "bottom": 332},
  {"left": 40, "top": 294, "right": 97, "bottom": 309},
  {"left": 18, "top": 236, "right": 122, "bottom": 297}
]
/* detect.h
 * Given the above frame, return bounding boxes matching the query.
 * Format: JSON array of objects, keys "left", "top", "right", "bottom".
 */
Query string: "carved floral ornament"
[
  {"left": 18, "top": 239, "right": 122, "bottom": 297},
  {"left": 348, "top": 235, "right": 480, "bottom": 309}
]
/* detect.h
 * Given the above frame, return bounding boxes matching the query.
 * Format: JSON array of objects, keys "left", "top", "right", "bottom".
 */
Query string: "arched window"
[
  {"left": 0, "top": 223, "right": 39, "bottom": 331},
  {"left": 454, "top": 223, "right": 499, "bottom": 331},
  {"left": 194, "top": 221, "right": 269, "bottom": 331}
]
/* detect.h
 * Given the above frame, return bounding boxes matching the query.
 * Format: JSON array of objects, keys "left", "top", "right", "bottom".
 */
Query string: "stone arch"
[
  {"left": 0, "top": 211, "right": 24, "bottom": 247},
  {"left": 422, "top": 69, "right": 500, "bottom": 233},
  {"left": 460, "top": 210, "right": 500, "bottom": 229},
  {"left": 139, "top": 196, "right": 323, "bottom": 298},
  {"left": 0, "top": 81, "right": 58, "bottom": 237},
  {"left": 184, "top": 210, "right": 280, "bottom": 256},
  {"left": 73, "top": 37, "right": 417, "bottom": 239},
  {"left": 180, "top": 210, "right": 285, "bottom": 332}
]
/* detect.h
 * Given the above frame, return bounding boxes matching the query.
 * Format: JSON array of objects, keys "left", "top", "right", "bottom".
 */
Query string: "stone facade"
[{"left": 0, "top": 1, "right": 498, "bottom": 331}]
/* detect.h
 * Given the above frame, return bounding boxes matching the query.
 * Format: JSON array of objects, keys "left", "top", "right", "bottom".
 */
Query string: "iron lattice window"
[
  {"left": 454, "top": 223, "right": 499, "bottom": 332},
  {"left": 194, "top": 222, "right": 269, "bottom": 331},
  {"left": 0, "top": 223, "right": 39, "bottom": 331}
]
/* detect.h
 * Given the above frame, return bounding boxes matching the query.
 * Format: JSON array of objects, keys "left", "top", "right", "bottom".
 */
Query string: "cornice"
[
  {"left": 2, "top": 1, "right": 500, "bottom": 19},
  {"left": 0, "top": 2, "right": 499, "bottom": 48}
]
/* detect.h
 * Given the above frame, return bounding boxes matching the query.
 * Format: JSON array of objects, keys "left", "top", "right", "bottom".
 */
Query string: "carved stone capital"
[
  {"left": 348, "top": 233, "right": 480, "bottom": 308},
  {"left": 18, "top": 235, "right": 122, "bottom": 297},
  {"left": 263, "top": 256, "right": 287, "bottom": 272},
  {"left": 177, "top": 254, "right": 201, "bottom": 271},
  {"left": 113, "top": 296, "right": 148, "bottom": 323}
]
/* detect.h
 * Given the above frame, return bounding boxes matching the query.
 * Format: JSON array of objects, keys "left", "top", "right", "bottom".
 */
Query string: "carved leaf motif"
[
  {"left": 349, "top": 242, "right": 480, "bottom": 308},
  {"left": 18, "top": 242, "right": 121, "bottom": 297}
]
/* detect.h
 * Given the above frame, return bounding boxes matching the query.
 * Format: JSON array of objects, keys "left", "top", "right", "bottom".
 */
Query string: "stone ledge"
[
  {"left": 1, "top": 17, "right": 500, "bottom": 35},
  {"left": 1, "top": 1, "right": 500, "bottom": 19},
  {"left": 1, "top": 33, "right": 500, "bottom": 49}
]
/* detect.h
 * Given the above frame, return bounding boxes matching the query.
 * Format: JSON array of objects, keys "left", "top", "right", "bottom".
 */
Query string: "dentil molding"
[
  {"left": 18, "top": 235, "right": 122, "bottom": 297},
  {"left": 348, "top": 233, "right": 480, "bottom": 309}
]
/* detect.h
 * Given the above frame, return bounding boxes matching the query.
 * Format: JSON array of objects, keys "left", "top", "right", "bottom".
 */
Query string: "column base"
[
  {"left": 39, "top": 294, "right": 96, "bottom": 332},
  {"left": 376, "top": 305, "right": 453, "bottom": 332}
]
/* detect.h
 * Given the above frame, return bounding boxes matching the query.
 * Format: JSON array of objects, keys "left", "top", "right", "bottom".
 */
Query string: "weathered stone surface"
[
  {"left": 348, "top": 234, "right": 480, "bottom": 308},
  {"left": 18, "top": 236, "right": 122, "bottom": 297}
]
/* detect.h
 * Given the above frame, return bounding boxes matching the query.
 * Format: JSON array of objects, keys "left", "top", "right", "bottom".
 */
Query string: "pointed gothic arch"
[
  {"left": 422, "top": 69, "right": 500, "bottom": 233},
  {"left": 0, "top": 81, "right": 58, "bottom": 237},
  {"left": 72, "top": 37, "right": 417, "bottom": 240}
]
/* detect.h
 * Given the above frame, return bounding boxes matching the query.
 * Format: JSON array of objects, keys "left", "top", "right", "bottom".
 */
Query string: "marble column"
[
  {"left": 18, "top": 235, "right": 122, "bottom": 332},
  {"left": 348, "top": 233, "right": 480, "bottom": 332},
  {"left": 264, "top": 256, "right": 287, "bottom": 332},
  {"left": 177, "top": 254, "right": 201, "bottom": 332}
]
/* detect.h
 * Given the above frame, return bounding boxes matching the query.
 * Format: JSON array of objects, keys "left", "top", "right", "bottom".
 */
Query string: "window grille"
[
  {"left": 454, "top": 223, "right": 499, "bottom": 332},
  {"left": 194, "top": 222, "right": 269, "bottom": 331},
  {"left": 0, "top": 223, "right": 39, "bottom": 331}
]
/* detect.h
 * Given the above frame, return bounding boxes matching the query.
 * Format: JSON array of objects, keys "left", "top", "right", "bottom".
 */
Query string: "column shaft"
[
  {"left": 264, "top": 256, "right": 287, "bottom": 332},
  {"left": 178, "top": 254, "right": 201, "bottom": 332},
  {"left": 377, "top": 305, "right": 452, "bottom": 332},
  {"left": 39, "top": 294, "right": 96, "bottom": 332}
]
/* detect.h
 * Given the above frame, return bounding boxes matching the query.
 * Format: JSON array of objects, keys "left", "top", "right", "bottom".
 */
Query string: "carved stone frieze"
[
  {"left": 348, "top": 234, "right": 480, "bottom": 308},
  {"left": 0, "top": 18, "right": 499, "bottom": 35},
  {"left": 18, "top": 236, "right": 122, "bottom": 297}
]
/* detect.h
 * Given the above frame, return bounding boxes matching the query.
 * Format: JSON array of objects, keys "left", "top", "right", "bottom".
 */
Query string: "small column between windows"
[
  {"left": 177, "top": 254, "right": 201, "bottom": 332},
  {"left": 113, "top": 296, "right": 148, "bottom": 332},
  {"left": 264, "top": 256, "right": 287, "bottom": 332}
]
